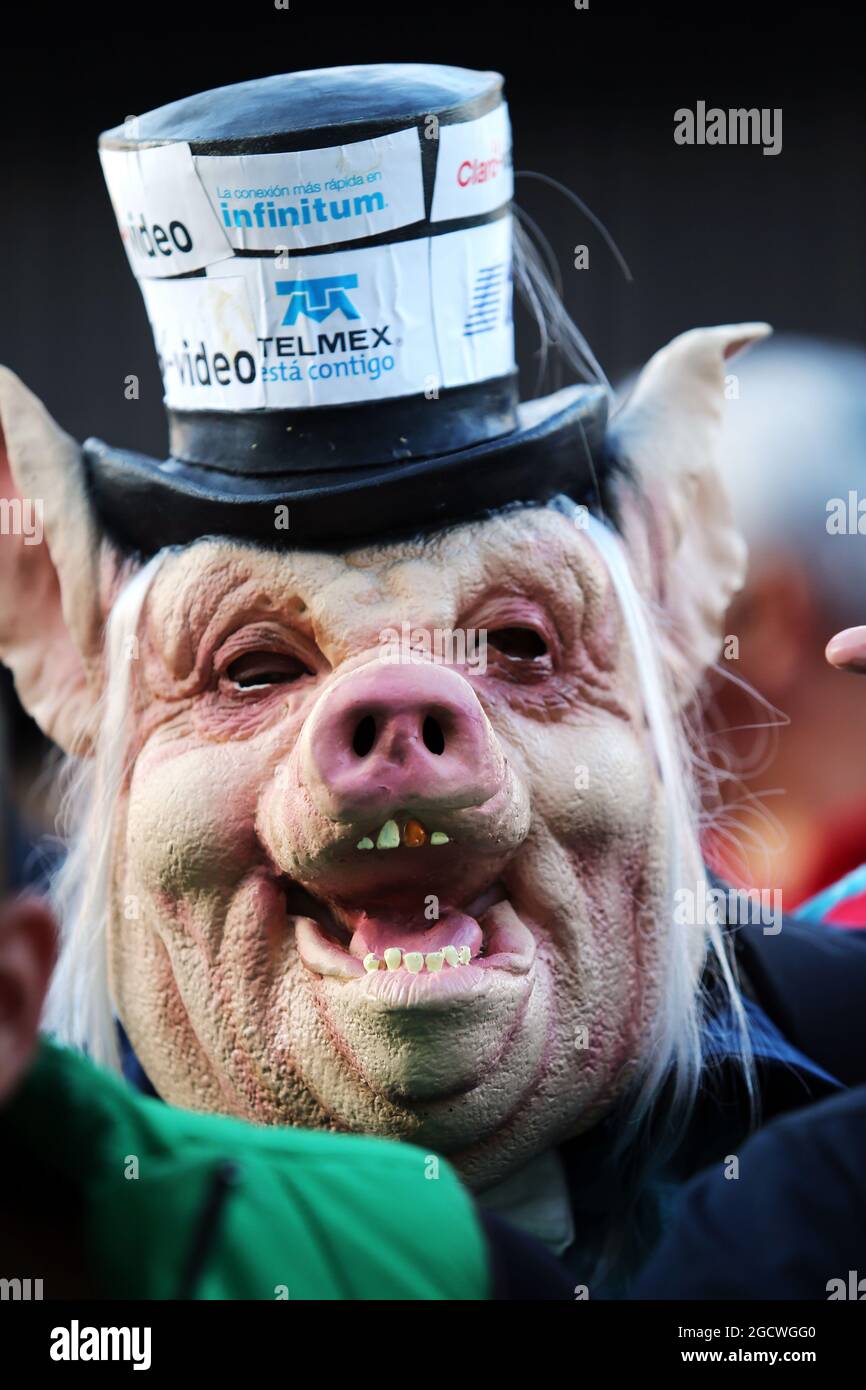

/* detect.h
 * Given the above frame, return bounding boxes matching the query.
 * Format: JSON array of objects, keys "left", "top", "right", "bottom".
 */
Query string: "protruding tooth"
[
  {"left": 363, "top": 953, "right": 380, "bottom": 972},
  {"left": 404, "top": 951, "right": 424, "bottom": 973},
  {"left": 430, "top": 831, "right": 450, "bottom": 846},
  {"left": 384, "top": 947, "right": 403, "bottom": 971},
  {"left": 443, "top": 945, "right": 460, "bottom": 967},
  {"left": 403, "top": 818, "right": 428, "bottom": 848},
  {"left": 376, "top": 820, "right": 400, "bottom": 849},
  {"left": 357, "top": 837, "right": 374, "bottom": 850},
  {"left": 457, "top": 945, "right": 471, "bottom": 965},
  {"left": 426, "top": 950, "right": 444, "bottom": 972}
]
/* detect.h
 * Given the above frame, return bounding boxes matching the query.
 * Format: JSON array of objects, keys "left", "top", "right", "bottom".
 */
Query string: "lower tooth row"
[{"left": 364, "top": 945, "right": 472, "bottom": 973}]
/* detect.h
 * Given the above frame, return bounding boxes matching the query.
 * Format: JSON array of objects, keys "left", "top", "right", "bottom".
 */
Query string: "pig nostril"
[
  {"left": 352, "top": 715, "right": 377, "bottom": 757},
  {"left": 423, "top": 715, "right": 445, "bottom": 756}
]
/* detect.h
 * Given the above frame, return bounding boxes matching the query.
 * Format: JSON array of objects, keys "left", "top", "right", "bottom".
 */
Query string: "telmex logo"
[{"left": 276, "top": 275, "right": 360, "bottom": 326}]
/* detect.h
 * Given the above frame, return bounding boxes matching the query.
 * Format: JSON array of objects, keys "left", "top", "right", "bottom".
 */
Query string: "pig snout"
[{"left": 299, "top": 660, "right": 507, "bottom": 821}]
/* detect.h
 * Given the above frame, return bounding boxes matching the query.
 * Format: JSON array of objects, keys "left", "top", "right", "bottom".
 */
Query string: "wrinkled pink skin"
[
  {"left": 0, "top": 328, "right": 761, "bottom": 1188},
  {"left": 111, "top": 507, "right": 670, "bottom": 1188}
]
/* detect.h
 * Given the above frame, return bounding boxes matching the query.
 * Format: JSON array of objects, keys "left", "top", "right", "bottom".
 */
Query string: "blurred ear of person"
[
  {"left": 725, "top": 556, "right": 815, "bottom": 703},
  {"left": 710, "top": 336, "right": 866, "bottom": 905},
  {"left": 0, "top": 896, "right": 56, "bottom": 1104}
]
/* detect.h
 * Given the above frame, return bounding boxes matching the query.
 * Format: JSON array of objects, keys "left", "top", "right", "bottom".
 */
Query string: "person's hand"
[{"left": 826, "top": 627, "right": 866, "bottom": 672}]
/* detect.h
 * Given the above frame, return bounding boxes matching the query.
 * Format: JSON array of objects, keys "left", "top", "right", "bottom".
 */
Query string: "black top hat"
[{"left": 87, "top": 63, "right": 610, "bottom": 554}]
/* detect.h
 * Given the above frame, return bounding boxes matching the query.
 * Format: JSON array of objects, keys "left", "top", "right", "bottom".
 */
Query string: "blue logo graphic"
[
  {"left": 276, "top": 275, "right": 361, "bottom": 326},
  {"left": 463, "top": 263, "right": 506, "bottom": 336}
]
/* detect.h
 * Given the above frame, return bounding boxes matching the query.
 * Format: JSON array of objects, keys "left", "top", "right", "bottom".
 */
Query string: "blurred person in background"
[
  {"left": 703, "top": 336, "right": 866, "bottom": 921},
  {"left": 632, "top": 627, "right": 866, "bottom": 1301}
]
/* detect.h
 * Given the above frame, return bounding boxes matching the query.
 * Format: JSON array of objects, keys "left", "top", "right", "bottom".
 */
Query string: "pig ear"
[
  {"left": 0, "top": 367, "right": 106, "bottom": 754},
  {"left": 608, "top": 323, "right": 771, "bottom": 700}
]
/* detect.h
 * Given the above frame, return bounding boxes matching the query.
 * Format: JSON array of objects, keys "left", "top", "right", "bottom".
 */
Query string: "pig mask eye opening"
[
  {"left": 487, "top": 627, "right": 549, "bottom": 661},
  {"left": 225, "top": 651, "right": 314, "bottom": 689}
]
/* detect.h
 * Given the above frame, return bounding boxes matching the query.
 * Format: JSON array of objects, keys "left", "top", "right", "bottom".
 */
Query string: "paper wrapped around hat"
[{"left": 85, "top": 63, "right": 610, "bottom": 553}]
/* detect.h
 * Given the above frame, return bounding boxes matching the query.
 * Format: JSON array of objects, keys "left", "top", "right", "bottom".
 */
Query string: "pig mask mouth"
[
  {"left": 272, "top": 654, "right": 537, "bottom": 1009},
  {"left": 283, "top": 814, "right": 537, "bottom": 1009}
]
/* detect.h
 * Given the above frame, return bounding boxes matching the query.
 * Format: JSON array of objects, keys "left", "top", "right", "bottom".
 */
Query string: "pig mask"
[{"left": 0, "top": 322, "right": 764, "bottom": 1188}]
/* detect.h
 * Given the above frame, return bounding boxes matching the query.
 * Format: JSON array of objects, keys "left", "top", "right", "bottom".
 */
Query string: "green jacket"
[{"left": 2, "top": 1039, "right": 490, "bottom": 1300}]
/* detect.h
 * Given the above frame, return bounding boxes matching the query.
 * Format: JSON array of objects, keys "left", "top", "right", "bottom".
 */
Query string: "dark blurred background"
[
  {"left": 2, "top": 0, "right": 866, "bottom": 894},
  {"left": 1, "top": 0, "right": 863, "bottom": 449}
]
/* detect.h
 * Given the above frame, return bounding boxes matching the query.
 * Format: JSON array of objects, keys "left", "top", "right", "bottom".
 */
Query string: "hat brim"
[{"left": 84, "top": 384, "right": 611, "bottom": 554}]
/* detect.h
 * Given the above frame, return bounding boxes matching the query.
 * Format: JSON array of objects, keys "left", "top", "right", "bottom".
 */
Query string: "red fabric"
[
  {"left": 799, "top": 805, "right": 866, "bottom": 908},
  {"left": 703, "top": 800, "right": 866, "bottom": 926},
  {"left": 824, "top": 889, "right": 866, "bottom": 928}
]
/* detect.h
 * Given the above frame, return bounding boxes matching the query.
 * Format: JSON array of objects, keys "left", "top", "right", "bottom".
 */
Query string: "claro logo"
[{"left": 457, "top": 141, "right": 507, "bottom": 187}]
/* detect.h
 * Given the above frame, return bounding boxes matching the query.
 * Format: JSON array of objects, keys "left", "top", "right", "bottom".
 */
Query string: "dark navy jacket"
[
  {"left": 628, "top": 917, "right": 866, "bottom": 1300},
  {"left": 526, "top": 915, "right": 866, "bottom": 1297}
]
